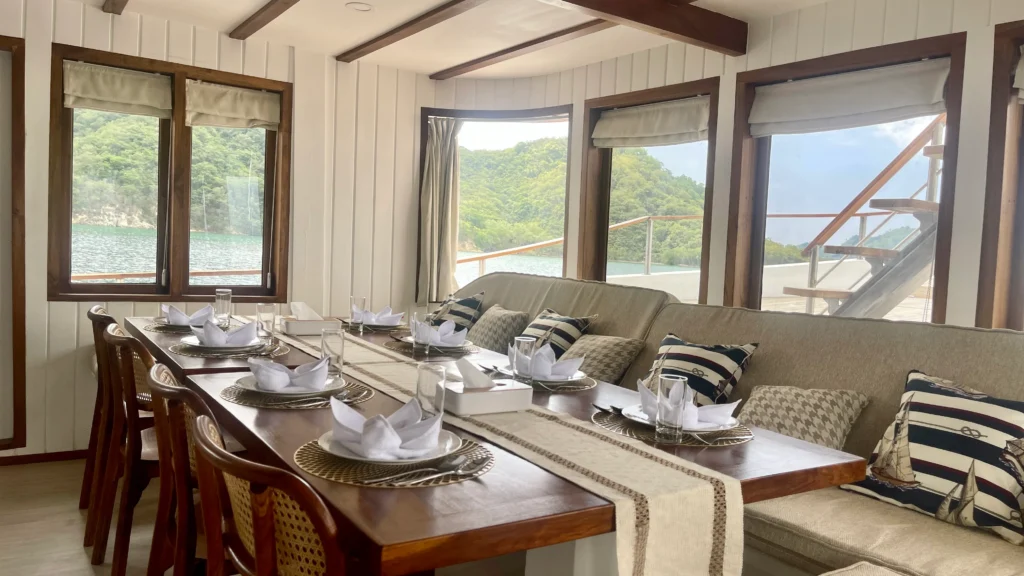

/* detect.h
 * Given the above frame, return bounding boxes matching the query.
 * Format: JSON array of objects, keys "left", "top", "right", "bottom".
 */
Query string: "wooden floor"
[{"left": 0, "top": 459, "right": 162, "bottom": 576}]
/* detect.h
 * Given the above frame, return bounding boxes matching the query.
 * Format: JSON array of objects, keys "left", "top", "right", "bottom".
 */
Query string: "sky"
[{"left": 457, "top": 115, "right": 939, "bottom": 247}]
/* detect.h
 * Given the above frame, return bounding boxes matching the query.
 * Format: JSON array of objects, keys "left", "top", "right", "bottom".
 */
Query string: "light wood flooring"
[{"left": 0, "top": 459, "right": 162, "bottom": 575}]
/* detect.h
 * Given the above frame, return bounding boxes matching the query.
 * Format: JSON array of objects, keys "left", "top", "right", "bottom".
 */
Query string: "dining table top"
[{"left": 174, "top": 327, "right": 868, "bottom": 576}]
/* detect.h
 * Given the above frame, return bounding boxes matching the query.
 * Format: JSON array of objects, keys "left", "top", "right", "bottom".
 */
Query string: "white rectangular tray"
[
  {"left": 280, "top": 317, "right": 343, "bottom": 336},
  {"left": 443, "top": 379, "right": 534, "bottom": 416}
]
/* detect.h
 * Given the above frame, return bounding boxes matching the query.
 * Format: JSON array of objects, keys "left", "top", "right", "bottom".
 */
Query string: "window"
[{"left": 47, "top": 46, "right": 291, "bottom": 302}]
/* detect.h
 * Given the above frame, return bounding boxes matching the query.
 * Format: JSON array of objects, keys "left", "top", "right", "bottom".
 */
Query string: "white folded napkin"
[
  {"left": 637, "top": 379, "right": 740, "bottom": 429},
  {"left": 453, "top": 359, "right": 495, "bottom": 389},
  {"left": 411, "top": 319, "right": 467, "bottom": 346},
  {"left": 162, "top": 304, "right": 213, "bottom": 327},
  {"left": 248, "top": 357, "right": 329, "bottom": 392},
  {"left": 352, "top": 305, "right": 404, "bottom": 326},
  {"left": 191, "top": 320, "right": 258, "bottom": 348},
  {"left": 507, "top": 343, "right": 584, "bottom": 380},
  {"left": 330, "top": 397, "right": 442, "bottom": 460},
  {"left": 290, "top": 301, "right": 323, "bottom": 321}
]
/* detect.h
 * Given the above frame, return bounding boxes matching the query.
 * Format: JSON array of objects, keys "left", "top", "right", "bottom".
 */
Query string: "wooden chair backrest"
[
  {"left": 192, "top": 414, "right": 343, "bottom": 576},
  {"left": 86, "top": 306, "right": 116, "bottom": 418},
  {"left": 102, "top": 324, "right": 154, "bottom": 439}
]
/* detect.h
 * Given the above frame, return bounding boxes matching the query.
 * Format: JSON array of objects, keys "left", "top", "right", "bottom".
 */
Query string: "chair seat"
[{"left": 141, "top": 427, "right": 161, "bottom": 462}]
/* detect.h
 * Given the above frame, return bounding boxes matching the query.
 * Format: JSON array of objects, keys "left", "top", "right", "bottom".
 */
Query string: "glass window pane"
[
  {"left": 189, "top": 125, "right": 267, "bottom": 286},
  {"left": 605, "top": 141, "right": 708, "bottom": 304},
  {"left": 70, "top": 109, "right": 160, "bottom": 284},
  {"left": 455, "top": 119, "right": 570, "bottom": 287},
  {"left": 760, "top": 115, "right": 943, "bottom": 322}
]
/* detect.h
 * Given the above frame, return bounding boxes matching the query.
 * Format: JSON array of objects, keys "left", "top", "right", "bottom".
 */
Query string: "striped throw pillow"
[
  {"left": 430, "top": 292, "right": 485, "bottom": 331},
  {"left": 841, "top": 371, "right": 1024, "bottom": 545},
  {"left": 521, "top": 309, "right": 595, "bottom": 359},
  {"left": 642, "top": 334, "right": 757, "bottom": 406}
]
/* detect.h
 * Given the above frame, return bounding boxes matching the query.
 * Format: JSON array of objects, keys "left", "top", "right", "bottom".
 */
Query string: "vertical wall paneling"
[
  {"left": 391, "top": 70, "right": 419, "bottom": 312},
  {"left": 585, "top": 63, "right": 601, "bottom": 99},
  {"left": 558, "top": 71, "right": 573, "bottom": 106},
  {"left": 683, "top": 45, "right": 706, "bottom": 81},
  {"left": 992, "top": 0, "right": 1024, "bottom": 24},
  {"left": 770, "top": 12, "right": 799, "bottom": 65},
  {"left": 54, "top": 0, "right": 83, "bottom": 46},
  {"left": 631, "top": 51, "right": 649, "bottom": 92},
  {"left": 851, "top": 0, "right": 887, "bottom": 49},
  {"left": 647, "top": 45, "right": 668, "bottom": 88},
  {"left": 796, "top": 4, "right": 827, "bottom": 61},
  {"left": 139, "top": 15, "right": 167, "bottom": 60},
  {"left": 219, "top": 34, "right": 243, "bottom": 73},
  {"left": 475, "top": 78, "right": 496, "bottom": 109},
  {"left": 45, "top": 302, "right": 76, "bottom": 452},
  {"left": 599, "top": 58, "right": 617, "bottom": 96},
  {"left": 330, "top": 62, "right": 358, "bottom": 315},
  {"left": 194, "top": 27, "right": 218, "bottom": 70},
  {"left": 565, "top": 66, "right": 588, "bottom": 278},
  {"left": 545, "top": 72, "right": 560, "bottom": 107},
  {"left": 321, "top": 58, "right": 337, "bottom": 314},
  {"left": 267, "top": 44, "right": 291, "bottom": 81},
  {"left": 614, "top": 55, "right": 632, "bottom": 94},
  {"left": 166, "top": 20, "right": 193, "bottom": 65},
  {"left": 434, "top": 78, "right": 456, "bottom": 108},
  {"left": 372, "top": 67, "right": 398, "bottom": 311},
  {"left": 952, "top": 0, "right": 991, "bottom": 31},
  {"left": 529, "top": 76, "right": 546, "bottom": 108},
  {"left": 0, "top": 0, "right": 23, "bottom": 38},
  {"left": 746, "top": 17, "right": 773, "bottom": 70},
  {"left": 243, "top": 40, "right": 268, "bottom": 78},
  {"left": 823, "top": 0, "right": 856, "bottom": 55},
  {"left": 666, "top": 43, "right": 685, "bottom": 84},
  {"left": 83, "top": 5, "right": 111, "bottom": 51},
  {"left": 72, "top": 303, "right": 98, "bottom": 449},
  {"left": 884, "top": 0, "right": 920, "bottom": 43},
  {"left": 111, "top": 11, "right": 140, "bottom": 56},
  {"left": 351, "top": 63, "right": 378, "bottom": 304},
  {"left": 917, "top": 0, "right": 954, "bottom": 37},
  {"left": 455, "top": 78, "right": 475, "bottom": 109},
  {"left": 494, "top": 78, "right": 514, "bottom": 109},
  {"left": 704, "top": 51, "right": 725, "bottom": 78},
  {"left": 511, "top": 77, "right": 531, "bottom": 108}
]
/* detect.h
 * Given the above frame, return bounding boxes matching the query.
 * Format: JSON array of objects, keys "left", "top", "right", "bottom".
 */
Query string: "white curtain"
[
  {"left": 417, "top": 117, "right": 463, "bottom": 305},
  {"left": 748, "top": 58, "right": 950, "bottom": 137},
  {"left": 1013, "top": 46, "right": 1024, "bottom": 100},
  {"left": 63, "top": 61, "right": 172, "bottom": 118},
  {"left": 592, "top": 95, "right": 710, "bottom": 147},
  {"left": 186, "top": 80, "right": 280, "bottom": 131}
]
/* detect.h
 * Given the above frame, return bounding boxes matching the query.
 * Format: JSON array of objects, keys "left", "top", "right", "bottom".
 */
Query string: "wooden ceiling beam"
[
  {"left": 558, "top": 0, "right": 747, "bottom": 56},
  {"left": 101, "top": 0, "right": 129, "bottom": 15},
  {"left": 430, "top": 19, "right": 616, "bottom": 80},
  {"left": 230, "top": 0, "right": 303, "bottom": 40},
  {"left": 336, "top": 0, "right": 491, "bottom": 62}
]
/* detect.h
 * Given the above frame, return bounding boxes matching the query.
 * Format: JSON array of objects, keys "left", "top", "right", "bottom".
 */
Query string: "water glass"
[
  {"left": 321, "top": 328, "right": 345, "bottom": 379},
  {"left": 512, "top": 336, "right": 537, "bottom": 384},
  {"left": 350, "top": 296, "right": 367, "bottom": 334},
  {"left": 655, "top": 374, "right": 690, "bottom": 443},
  {"left": 256, "top": 304, "right": 276, "bottom": 346},
  {"left": 214, "top": 289, "right": 232, "bottom": 329},
  {"left": 416, "top": 364, "right": 446, "bottom": 417}
]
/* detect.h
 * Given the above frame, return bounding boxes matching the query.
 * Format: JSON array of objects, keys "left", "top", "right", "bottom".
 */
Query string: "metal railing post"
[
  {"left": 858, "top": 216, "right": 868, "bottom": 247},
  {"left": 478, "top": 259, "right": 486, "bottom": 278},
  {"left": 805, "top": 249, "right": 820, "bottom": 314},
  {"left": 926, "top": 121, "right": 944, "bottom": 203},
  {"left": 643, "top": 217, "right": 654, "bottom": 275}
]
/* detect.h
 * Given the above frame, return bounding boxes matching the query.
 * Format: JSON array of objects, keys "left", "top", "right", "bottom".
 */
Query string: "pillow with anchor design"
[
  {"left": 841, "top": 371, "right": 1024, "bottom": 545},
  {"left": 641, "top": 334, "right": 758, "bottom": 406}
]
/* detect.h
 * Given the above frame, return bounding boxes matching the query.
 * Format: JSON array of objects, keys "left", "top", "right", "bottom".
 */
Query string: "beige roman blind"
[
  {"left": 186, "top": 80, "right": 280, "bottom": 131},
  {"left": 63, "top": 61, "right": 172, "bottom": 118},
  {"left": 592, "top": 95, "right": 710, "bottom": 147},
  {"left": 748, "top": 58, "right": 950, "bottom": 137}
]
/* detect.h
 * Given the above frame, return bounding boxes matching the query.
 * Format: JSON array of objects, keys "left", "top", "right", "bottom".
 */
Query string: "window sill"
[{"left": 47, "top": 292, "right": 287, "bottom": 304}]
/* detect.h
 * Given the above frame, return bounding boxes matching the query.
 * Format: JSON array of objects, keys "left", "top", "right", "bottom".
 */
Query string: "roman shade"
[
  {"left": 63, "top": 61, "right": 172, "bottom": 118},
  {"left": 185, "top": 80, "right": 281, "bottom": 131},
  {"left": 592, "top": 96, "right": 710, "bottom": 147},
  {"left": 1014, "top": 46, "right": 1024, "bottom": 100},
  {"left": 748, "top": 58, "right": 950, "bottom": 137}
]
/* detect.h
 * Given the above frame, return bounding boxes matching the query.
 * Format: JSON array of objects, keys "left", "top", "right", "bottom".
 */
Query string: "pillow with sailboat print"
[
  {"left": 840, "top": 371, "right": 1024, "bottom": 545},
  {"left": 641, "top": 334, "right": 758, "bottom": 406}
]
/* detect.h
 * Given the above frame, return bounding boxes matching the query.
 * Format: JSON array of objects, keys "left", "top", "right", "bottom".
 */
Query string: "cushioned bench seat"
[
  {"left": 746, "top": 488, "right": 1024, "bottom": 576},
  {"left": 823, "top": 562, "right": 905, "bottom": 575}
]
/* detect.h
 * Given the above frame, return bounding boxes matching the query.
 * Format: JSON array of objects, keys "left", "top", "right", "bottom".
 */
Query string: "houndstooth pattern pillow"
[
  {"left": 563, "top": 335, "right": 645, "bottom": 385},
  {"left": 738, "top": 385, "right": 869, "bottom": 450},
  {"left": 467, "top": 305, "right": 530, "bottom": 353}
]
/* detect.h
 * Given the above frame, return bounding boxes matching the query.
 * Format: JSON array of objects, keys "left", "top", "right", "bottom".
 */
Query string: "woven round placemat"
[
  {"left": 341, "top": 320, "right": 405, "bottom": 333},
  {"left": 591, "top": 411, "right": 754, "bottom": 447},
  {"left": 220, "top": 381, "right": 374, "bottom": 409},
  {"left": 294, "top": 439, "right": 494, "bottom": 488},
  {"left": 168, "top": 343, "right": 290, "bottom": 359},
  {"left": 530, "top": 377, "right": 598, "bottom": 394},
  {"left": 382, "top": 340, "right": 480, "bottom": 358},
  {"left": 143, "top": 322, "right": 193, "bottom": 334}
]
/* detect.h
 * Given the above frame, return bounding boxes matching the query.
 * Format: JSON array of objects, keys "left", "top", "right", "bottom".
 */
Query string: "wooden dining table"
[{"left": 141, "top": 326, "right": 868, "bottom": 576}]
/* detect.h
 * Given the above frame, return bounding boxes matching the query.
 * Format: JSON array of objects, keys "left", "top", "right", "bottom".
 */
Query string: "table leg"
[{"left": 523, "top": 533, "right": 618, "bottom": 576}]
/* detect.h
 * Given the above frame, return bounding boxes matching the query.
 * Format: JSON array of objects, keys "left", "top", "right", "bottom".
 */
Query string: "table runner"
[{"left": 271, "top": 328, "right": 744, "bottom": 576}]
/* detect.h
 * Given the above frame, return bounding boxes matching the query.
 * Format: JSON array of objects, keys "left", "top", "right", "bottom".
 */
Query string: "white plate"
[
  {"left": 398, "top": 335, "right": 474, "bottom": 351},
  {"left": 620, "top": 404, "right": 740, "bottom": 432},
  {"left": 316, "top": 430, "right": 463, "bottom": 465},
  {"left": 179, "top": 335, "right": 263, "bottom": 353},
  {"left": 495, "top": 365, "right": 587, "bottom": 384},
  {"left": 342, "top": 319, "right": 405, "bottom": 330},
  {"left": 235, "top": 374, "right": 348, "bottom": 397}
]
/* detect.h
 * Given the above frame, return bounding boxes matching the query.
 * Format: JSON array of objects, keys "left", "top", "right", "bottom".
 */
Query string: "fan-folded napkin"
[
  {"left": 248, "top": 357, "right": 329, "bottom": 392},
  {"left": 290, "top": 301, "right": 323, "bottom": 321},
  {"left": 507, "top": 343, "right": 584, "bottom": 380},
  {"left": 352, "top": 305, "right": 404, "bottom": 326},
  {"left": 162, "top": 304, "right": 213, "bottom": 327},
  {"left": 330, "top": 397, "right": 442, "bottom": 460},
  {"left": 411, "top": 319, "right": 467, "bottom": 346},
  {"left": 451, "top": 359, "right": 495, "bottom": 389},
  {"left": 191, "top": 320, "right": 258, "bottom": 347},
  {"left": 638, "top": 379, "right": 739, "bottom": 429}
]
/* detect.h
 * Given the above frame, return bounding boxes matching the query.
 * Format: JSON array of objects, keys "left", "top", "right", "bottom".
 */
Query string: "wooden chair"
[
  {"left": 81, "top": 306, "right": 116, "bottom": 536},
  {"left": 192, "top": 413, "right": 345, "bottom": 576},
  {"left": 91, "top": 324, "right": 162, "bottom": 576}
]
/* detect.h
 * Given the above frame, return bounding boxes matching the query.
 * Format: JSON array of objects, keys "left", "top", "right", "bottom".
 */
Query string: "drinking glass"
[
  {"left": 416, "top": 364, "right": 447, "bottom": 417},
  {"left": 350, "top": 296, "right": 367, "bottom": 335},
  {"left": 214, "top": 289, "right": 232, "bottom": 329},
  {"left": 256, "top": 303, "right": 276, "bottom": 346},
  {"left": 655, "top": 374, "right": 690, "bottom": 443},
  {"left": 321, "top": 328, "right": 345, "bottom": 379},
  {"left": 513, "top": 336, "right": 537, "bottom": 384}
]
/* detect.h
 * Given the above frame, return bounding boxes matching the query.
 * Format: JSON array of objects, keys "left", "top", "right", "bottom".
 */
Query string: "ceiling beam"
[
  {"left": 336, "top": 0, "right": 491, "bottom": 62},
  {"left": 558, "top": 0, "right": 747, "bottom": 56},
  {"left": 230, "top": 0, "right": 303, "bottom": 40},
  {"left": 430, "top": 19, "right": 616, "bottom": 80},
  {"left": 101, "top": 0, "right": 129, "bottom": 15}
]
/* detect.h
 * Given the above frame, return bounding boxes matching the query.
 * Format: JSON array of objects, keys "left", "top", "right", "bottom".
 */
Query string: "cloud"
[{"left": 872, "top": 115, "right": 940, "bottom": 147}]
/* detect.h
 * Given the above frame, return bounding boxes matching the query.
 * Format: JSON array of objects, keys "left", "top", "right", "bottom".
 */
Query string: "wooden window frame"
[
  {"left": 977, "top": 21, "right": 1024, "bottom": 330},
  {"left": 0, "top": 35, "right": 26, "bottom": 450},
  {"left": 724, "top": 34, "right": 967, "bottom": 323},
  {"left": 578, "top": 77, "right": 719, "bottom": 304},
  {"left": 415, "top": 105, "right": 574, "bottom": 300},
  {"left": 46, "top": 44, "right": 292, "bottom": 303}
]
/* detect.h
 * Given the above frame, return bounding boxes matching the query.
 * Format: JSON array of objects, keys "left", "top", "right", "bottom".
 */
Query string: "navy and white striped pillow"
[
  {"left": 521, "top": 309, "right": 594, "bottom": 359},
  {"left": 642, "top": 334, "right": 758, "bottom": 406},
  {"left": 842, "top": 371, "right": 1024, "bottom": 545},
  {"left": 430, "top": 292, "right": 484, "bottom": 331}
]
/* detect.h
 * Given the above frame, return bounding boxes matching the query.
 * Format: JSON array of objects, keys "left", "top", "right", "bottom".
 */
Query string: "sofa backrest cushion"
[
  {"left": 622, "top": 303, "right": 1024, "bottom": 458},
  {"left": 454, "top": 273, "right": 676, "bottom": 341}
]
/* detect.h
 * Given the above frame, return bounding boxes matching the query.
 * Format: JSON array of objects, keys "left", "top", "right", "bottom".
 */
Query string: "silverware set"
[
  {"left": 263, "top": 387, "right": 365, "bottom": 409},
  {"left": 592, "top": 403, "right": 753, "bottom": 446},
  {"left": 358, "top": 454, "right": 491, "bottom": 487}
]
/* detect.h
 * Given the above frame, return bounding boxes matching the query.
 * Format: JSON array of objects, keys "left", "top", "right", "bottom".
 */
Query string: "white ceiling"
[{"left": 108, "top": 0, "right": 826, "bottom": 79}]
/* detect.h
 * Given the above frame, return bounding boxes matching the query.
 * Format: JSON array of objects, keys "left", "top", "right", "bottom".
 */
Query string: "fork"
[
  {"left": 392, "top": 456, "right": 491, "bottom": 487},
  {"left": 361, "top": 455, "right": 467, "bottom": 486}
]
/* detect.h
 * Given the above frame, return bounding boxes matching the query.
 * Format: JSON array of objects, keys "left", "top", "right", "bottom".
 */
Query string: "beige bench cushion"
[
  {"left": 823, "top": 562, "right": 905, "bottom": 575},
  {"left": 746, "top": 488, "right": 1024, "bottom": 576}
]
